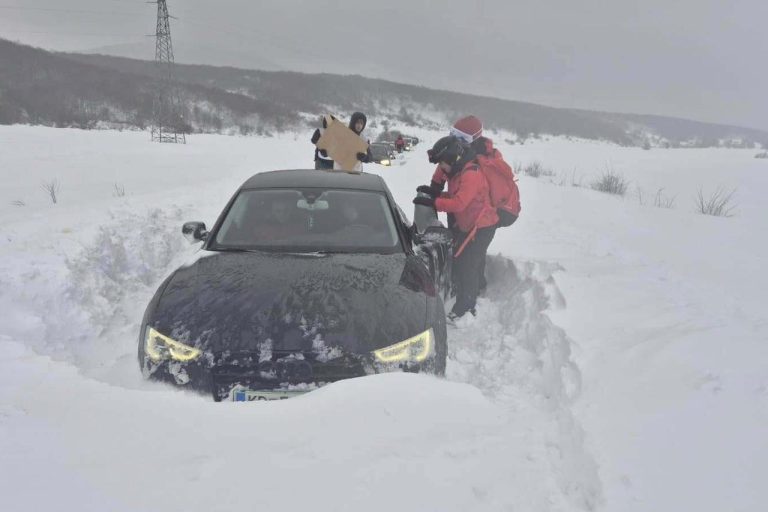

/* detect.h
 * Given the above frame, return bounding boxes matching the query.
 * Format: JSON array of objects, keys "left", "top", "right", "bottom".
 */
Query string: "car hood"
[{"left": 151, "top": 251, "right": 431, "bottom": 355}]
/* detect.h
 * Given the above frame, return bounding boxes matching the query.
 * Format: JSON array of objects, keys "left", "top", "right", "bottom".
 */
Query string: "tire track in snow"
[{"left": 446, "top": 255, "right": 602, "bottom": 510}]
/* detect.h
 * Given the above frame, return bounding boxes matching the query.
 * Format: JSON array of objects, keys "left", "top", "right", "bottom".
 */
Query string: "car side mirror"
[{"left": 182, "top": 221, "right": 208, "bottom": 243}]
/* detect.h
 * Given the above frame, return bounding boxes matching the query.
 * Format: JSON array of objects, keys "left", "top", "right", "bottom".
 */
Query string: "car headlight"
[
  {"left": 373, "top": 328, "right": 433, "bottom": 363},
  {"left": 145, "top": 327, "right": 202, "bottom": 362},
  {"left": 381, "top": 159, "right": 391, "bottom": 166}
]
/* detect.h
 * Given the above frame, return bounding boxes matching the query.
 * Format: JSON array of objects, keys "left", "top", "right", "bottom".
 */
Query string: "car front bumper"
[{"left": 143, "top": 350, "right": 434, "bottom": 401}]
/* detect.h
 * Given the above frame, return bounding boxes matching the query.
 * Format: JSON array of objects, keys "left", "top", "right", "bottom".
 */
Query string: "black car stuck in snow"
[{"left": 138, "top": 169, "right": 453, "bottom": 401}]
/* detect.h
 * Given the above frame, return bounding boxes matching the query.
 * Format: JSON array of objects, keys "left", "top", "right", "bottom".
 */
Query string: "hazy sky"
[{"left": 1, "top": 0, "right": 765, "bottom": 130}]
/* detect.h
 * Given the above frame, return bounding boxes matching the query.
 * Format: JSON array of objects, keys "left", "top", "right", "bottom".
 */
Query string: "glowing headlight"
[
  {"left": 145, "top": 327, "right": 202, "bottom": 362},
  {"left": 373, "top": 329, "right": 433, "bottom": 363},
  {"left": 381, "top": 159, "right": 391, "bottom": 166}
]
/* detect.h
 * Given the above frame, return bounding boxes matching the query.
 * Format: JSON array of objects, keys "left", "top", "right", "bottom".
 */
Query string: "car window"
[
  {"left": 213, "top": 188, "right": 401, "bottom": 253},
  {"left": 371, "top": 145, "right": 388, "bottom": 159}
]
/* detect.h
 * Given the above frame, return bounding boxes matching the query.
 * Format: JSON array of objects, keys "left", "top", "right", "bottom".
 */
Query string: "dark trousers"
[
  {"left": 314, "top": 158, "right": 334, "bottom": 170},
  {"left": 478, "top": 226, "right": 496, "bottom": 291},
  {"left": 451, "top": 226, "right": 496, "bottom": 316}
]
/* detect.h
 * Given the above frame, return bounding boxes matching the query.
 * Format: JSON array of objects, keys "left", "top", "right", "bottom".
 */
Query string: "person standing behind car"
[
  {"left": 449, "top": 115, "right": 520, "bottom": 293},
  {"left": 414, "top": 136, "right": 498, "bottom": 321},
  {"left": 334, "top": 111, "right": 372, "bottom": 173},
  {"left": 450, "top": 115, "right": 519, "bottom": 227},
  {"left": 310, "top": 115, "right": 335, "bottom": 169},
  {"left": 395, "top": 134, "right": 406, "bottom": 153}
]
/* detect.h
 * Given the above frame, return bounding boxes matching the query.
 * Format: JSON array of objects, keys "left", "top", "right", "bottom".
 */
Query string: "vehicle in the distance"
[
  {"left": 369, "top": 142, "right": 393, "bottom": 165},
  {"left": 138, "top": 169, "right": 453, "bottom": 401},
  {"left": 403, "top": 136, "right": 420, "bottom": 149},
  {"left": 384, "top": 141, "right": 398, "bottom": 157}
]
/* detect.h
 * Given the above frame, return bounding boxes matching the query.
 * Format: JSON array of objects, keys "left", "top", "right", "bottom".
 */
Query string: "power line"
[
  {"left": 1, "top": 2, "right": 328, "bottom": 68},
  {"left": 0, "top": 5, "right": 146, "bottom": 17},
  {"left": 0, "top": 29, "right": 144, "bottom": 37}
]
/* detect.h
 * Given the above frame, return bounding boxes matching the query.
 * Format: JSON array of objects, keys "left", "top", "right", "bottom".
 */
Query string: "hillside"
[
  {"left": 1, "top": 38, "right": 766, "bottom": 147},
  {"left": 0, "top": 39, "right": 298, "bottom": 135}
]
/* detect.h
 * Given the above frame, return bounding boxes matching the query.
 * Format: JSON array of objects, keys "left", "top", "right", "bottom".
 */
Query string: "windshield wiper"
[
  {"left": 281, "top": 251, "right": 330, "bottom": 257},
  {"left": 210, "top": 247, "right": 268, "bottom": 254}
]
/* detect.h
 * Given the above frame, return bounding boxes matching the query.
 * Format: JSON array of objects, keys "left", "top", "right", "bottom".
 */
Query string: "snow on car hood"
[{"left": 151, "top": 251, "right": 430, "bottom": 354}]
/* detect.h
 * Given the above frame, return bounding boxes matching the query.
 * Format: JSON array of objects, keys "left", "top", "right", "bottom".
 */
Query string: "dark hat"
[
  {"left": 428, "top": 135, "right": 465, "bottom": 165},
  {"left": 349, "top": 112, "right": 367, "bottom": 133}
]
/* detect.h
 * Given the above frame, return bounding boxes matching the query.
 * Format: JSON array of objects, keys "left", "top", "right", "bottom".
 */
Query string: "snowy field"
[{"left": 1, "top": 125, "right": 766, "bottom": 511}]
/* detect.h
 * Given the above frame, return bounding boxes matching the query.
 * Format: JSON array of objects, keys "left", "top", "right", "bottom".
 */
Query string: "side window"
[
  {"left": 395, "top": 204, "right": 414, "bottom": 246},
  {"left": 216, "top": 192, "right": 250, "bottom": 241},
  {"left": 395, "top": 204, "right": 411, "bottom": 227}
]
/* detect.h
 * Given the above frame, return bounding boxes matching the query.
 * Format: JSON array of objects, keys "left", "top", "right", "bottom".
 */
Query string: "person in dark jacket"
[
  {"left": 310, "top": 115, "right": 335, "bottom": 169},
  {"left": 415, "top": 136, "right": 498, "bottom": 320},
  {"left": 339, "top": 111, "right": 372, "bottom": 172}
]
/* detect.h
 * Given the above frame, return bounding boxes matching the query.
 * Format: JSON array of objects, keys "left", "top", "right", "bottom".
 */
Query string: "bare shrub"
[
  {"left": 113, "top": 183, "right": 126, "bottom": 198},
  {"left": 635, "top": 186, "right": 645, "bottom": 206},
  {"left": 570, "top": 168, "right": 583, "bottom": 188},
  {"left": 755, "top": 152, "right": 768, "bottom": 159},
  {"left": 695, "top": 187, "right": 737, "bottom": 217},
  {"left": 11, "top": 199, "right": 26, "bottom": 207},
  {"left": 550, "top": 172, "right": 567, "bottom": 187},
  {"left": 653, "top": 188, "right": 676, "bottom": 209},
  {"left": 41, "top": 179, "right": 60, "bottom": 204},
  {"left": 523, "top": 161, "right": 544, "bottom": 178},
  {"left": 590, "top": 167, "right": 628, "bottom": 196},
  {"left": 522, "top": 161, "right": 555, "bottom": 178}
]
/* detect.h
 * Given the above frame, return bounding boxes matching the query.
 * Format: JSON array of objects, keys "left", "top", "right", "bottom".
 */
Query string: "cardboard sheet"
[{"left": 315, "top": 116, "right": 369, "bottom": 172}]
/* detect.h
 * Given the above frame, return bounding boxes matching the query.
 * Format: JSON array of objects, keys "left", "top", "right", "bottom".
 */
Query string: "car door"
[{"left": 393, "top": 202, "right": 452, "bottom": 300}]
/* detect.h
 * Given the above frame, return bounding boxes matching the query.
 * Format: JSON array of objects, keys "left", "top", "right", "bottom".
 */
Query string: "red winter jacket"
[
  {"left": 434, "top": 138, "right": 521, "bottom": 217},
  {"left": 433, "top": 162, "right": 498, "bottom": 232}
]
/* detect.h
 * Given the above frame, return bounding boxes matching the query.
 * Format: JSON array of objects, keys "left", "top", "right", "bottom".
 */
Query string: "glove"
[
  {"left": 318, "top": 149, "right": 329, "bottom": 158},
  {"left": 356, "top": 152, "right": 369, "bottom": 162},
  {"left": 413, "top": 196, "right": 435, "bottom": 208},
  {"left": 416, "top": 185, "right": 439, "bottom": 198},
  {"left": 430, "top": 180, "right": 445, "bottom": 193}
]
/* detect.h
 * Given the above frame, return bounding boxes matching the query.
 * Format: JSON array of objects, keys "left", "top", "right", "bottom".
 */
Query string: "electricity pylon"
[{"left": 150, "top": 0, "right": 186, "bottom": 143}]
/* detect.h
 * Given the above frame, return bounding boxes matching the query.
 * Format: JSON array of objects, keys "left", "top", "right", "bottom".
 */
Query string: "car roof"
[{"left": 241, "top": 169, "right": 388, "bottom": 192}]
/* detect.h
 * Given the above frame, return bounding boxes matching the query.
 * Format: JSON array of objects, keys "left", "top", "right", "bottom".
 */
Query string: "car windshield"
[
  {"left": 370, "top": 145, "right": 389, "bottom": 159},
  {"left": 212, "top": 188, "right": 402, "bottom": 253}
]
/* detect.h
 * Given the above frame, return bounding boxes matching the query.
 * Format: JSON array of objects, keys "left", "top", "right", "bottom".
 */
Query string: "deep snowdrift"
[{"left": 1, "top": 126, "right": 766, "bottom": 511}]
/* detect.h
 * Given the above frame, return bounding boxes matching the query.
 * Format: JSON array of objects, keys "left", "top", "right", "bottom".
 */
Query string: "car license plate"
[{"left": 230, "top": 386, "right": 308, "bottom": 402}]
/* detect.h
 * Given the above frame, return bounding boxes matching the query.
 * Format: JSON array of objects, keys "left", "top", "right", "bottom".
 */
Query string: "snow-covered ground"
[{"left": 1, "top": 125, "right": 766, "bottom": 511}]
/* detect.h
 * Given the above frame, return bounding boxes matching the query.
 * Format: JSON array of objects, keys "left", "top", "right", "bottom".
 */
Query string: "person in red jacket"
[
  {"left": 395, "top": 135, "right": 406, "bottom": 153},
  {"left": 414, "top": 136, "right": 498, "bottom": 320},
  {"left": 448, "top": 115, "right": 520, "bottom": 292}
]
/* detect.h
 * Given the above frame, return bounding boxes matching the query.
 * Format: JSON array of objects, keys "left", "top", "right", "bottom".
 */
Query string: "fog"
[{"left": 1, "top": 0, "right": 765, "bottom": 129}]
